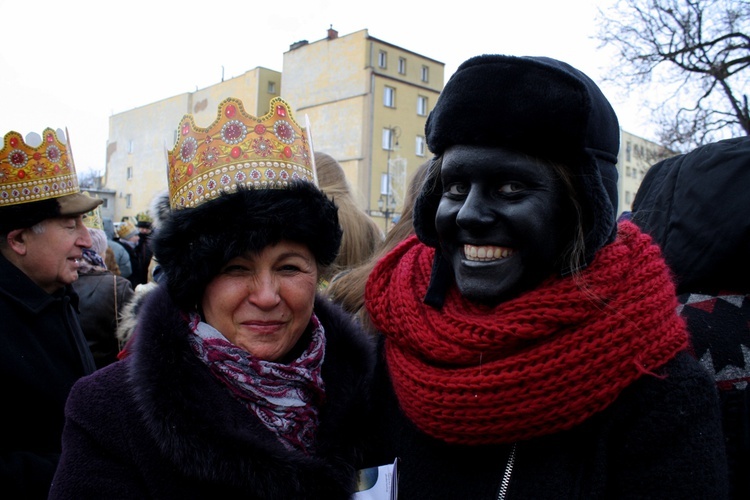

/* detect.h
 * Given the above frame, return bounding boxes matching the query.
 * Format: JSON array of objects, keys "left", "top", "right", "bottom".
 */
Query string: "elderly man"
[{"left": 0, "top": 127, "right": 103, "bottom": 498}]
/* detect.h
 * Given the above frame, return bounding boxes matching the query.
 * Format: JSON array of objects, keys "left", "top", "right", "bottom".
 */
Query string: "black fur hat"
[
  {"left": 414, "top": 54, "right": 621, "bottom": 307},
  {"left": 152, "top": 181, "right": 341, "bottom": 310}
]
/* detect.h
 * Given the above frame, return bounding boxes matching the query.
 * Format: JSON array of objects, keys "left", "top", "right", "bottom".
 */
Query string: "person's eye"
[
  {"left": 222, "top": 264, "right": 248, "bottom": 274},
  {"left": 446, "top": 183, "right": 469, "bottom": 196},
  {"left": 279, "top": 264, "right": 303, "bottom": 273},
  {"left": 499, "top": 182, "right": 525, "bottom": 194}
]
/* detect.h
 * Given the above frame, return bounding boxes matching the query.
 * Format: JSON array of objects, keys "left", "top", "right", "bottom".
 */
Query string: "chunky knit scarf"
[
  {"left": 188, "top": 313, "right": 326, "bottom": 454},
  {"left": 365, "top": 221, "right": 688, "bottom": 445}
]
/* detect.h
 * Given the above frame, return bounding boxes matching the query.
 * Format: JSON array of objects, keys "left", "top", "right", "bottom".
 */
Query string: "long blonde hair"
[
  {"left": 325, "top": 160, "right": 432, "bottom": 331},
  {"left": 315, "top": 152, "right": 384, "bottom": 282}
]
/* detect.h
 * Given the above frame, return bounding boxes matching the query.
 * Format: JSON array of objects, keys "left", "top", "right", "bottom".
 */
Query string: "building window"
[
  {"left": 128, "top": 140, "right": 134, "bottom": 154},
  {"left": 382, "top": 128, "right": 396, "bottom": 150},
  {"left": 383, "top": 86, "right": 395, "bottom": 108},
  {"left": 625, "top": 191, "right": 631, "bottom": 205},
  {"left": 626, "top": 166, "right": 631, "bottom": 178},
  {"left": 398, "top": 57, "right": 406, "bottom": 75},
  {"left": 417, "top": 96, "right": 428, "bottom": 116},
  {"left": 125, "top": 194, "right": 132, "bottom": 209},
  {"left": 626, "top": 142, "right": 632, "bottom": 162},
  {"left": 101, "top": 198, "right": 108, "bottom": 208},
  {"left": 378, "top": 50, "right": 387, "bottom": 68},
  {"left": 268, "top": 81, "right": 276, "bottom": 94},
  {"left": 126, "top": 166, "right": 133, "bottom": 180},
  {"left": 416, "top": 135, "right": 426, "bottom": 157},
  {"left": 421, "top": 65, "right": 429, "bottom": 82}
]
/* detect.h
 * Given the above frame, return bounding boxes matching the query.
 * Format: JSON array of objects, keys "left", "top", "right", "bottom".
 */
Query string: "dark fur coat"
[{"left": 49, "top": 284, "right": 375, "bottom": 499}]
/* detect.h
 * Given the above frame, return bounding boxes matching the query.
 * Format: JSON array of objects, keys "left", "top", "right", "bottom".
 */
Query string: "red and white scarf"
[
  {"left": 365, "top": 221, "right": 688, "bottom": 445},
  {"left": 188, "top": 313, "right": 326, "bottom": 454}
]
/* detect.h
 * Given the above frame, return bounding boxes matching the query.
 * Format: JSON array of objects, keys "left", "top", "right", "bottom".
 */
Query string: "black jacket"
[
  {"left": 71, "top": 270, "right": 134, "bottom": 369},
  {"left": 50, "top": 284, "right": 375, "bottom": 499},
  {"left": 366, "top": 343, "right": 727, "bottom": 499},
  {"left": 632, "top": 136, "right": 750, "bottom": 499},
  {"left": 0, "top": 253, "right": 96, "bottom": 499}
]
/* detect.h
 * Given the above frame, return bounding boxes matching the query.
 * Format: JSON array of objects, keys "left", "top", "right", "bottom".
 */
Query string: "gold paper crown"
[
  {"left": 0, "top": 128, "right": 81, "bottom": 207},
  {"left": 135, "top": 211, "right": 153, "bottom": 227},
  {"left": 117, "top": 219, "right": 137, "bottom": 239},
  {"left": 81, "top": 192, "right": 104, "bottom": 230},
  {"left": 167, "top": 97, "right": 316, "bottom": 210}
]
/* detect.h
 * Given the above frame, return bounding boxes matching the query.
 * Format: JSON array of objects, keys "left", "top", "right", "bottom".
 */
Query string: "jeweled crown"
[
  {"left": 167, "top": 97, "right": 316, "bottom": 210},
  {"left": 0, "top": 128, "right": 81, "bottom": 207}
]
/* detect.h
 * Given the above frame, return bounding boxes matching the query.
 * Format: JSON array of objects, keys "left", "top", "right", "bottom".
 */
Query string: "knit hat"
[
  {"left": 152, "top": 96, "right": 341, "bottom": 310},
  {"left": 0, "top": 128, "right": 103, "bottom": 233},
  {"left": 414, "top": 54, "right": 620, "bottom": 307}
]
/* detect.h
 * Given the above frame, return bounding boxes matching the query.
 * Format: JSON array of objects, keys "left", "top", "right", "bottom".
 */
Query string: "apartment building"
[
  {"left": 282, "top": 27, "right": 444, "bottom": 230},
  {"left": 102, "top": 26, "right": 668, "bottom": 227},
  {"left": 105, "top": 67, "right": 282, "bottom": 220},
  {"left": 103, "top": 28, "right": 443, "bottom": 231},
  {"left": 616, "top": 130, "right": 674, "bottom": 216}
]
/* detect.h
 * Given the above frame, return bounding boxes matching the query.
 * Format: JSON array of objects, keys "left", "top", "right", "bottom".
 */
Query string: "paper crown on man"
[
  {"left": 135, "top": 211, "right": 153, "bottom": 228},
  {"left": 0, "top": 127, "right": 103, "bottom": 232},
  {"left": 117, "top": 219, "right": 138, "bottom": 240}
]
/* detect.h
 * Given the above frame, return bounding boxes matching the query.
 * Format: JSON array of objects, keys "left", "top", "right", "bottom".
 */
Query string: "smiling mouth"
[{"left": 464, "top": 244, "right": 514, "bottom": 262}]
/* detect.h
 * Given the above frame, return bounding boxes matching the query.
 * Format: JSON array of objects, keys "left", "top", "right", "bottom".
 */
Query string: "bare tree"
[
  {"left": 596, "top": 0, "right": 750, "bottom": 152},
  {"left": 78, "top": 169, "right": 103, "bottom": 189}
]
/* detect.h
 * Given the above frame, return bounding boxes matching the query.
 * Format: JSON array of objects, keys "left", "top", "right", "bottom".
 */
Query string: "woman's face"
[
  {"left": 201, "top": 241, "right": 318, "bottom": 362},
  {"left": 435, "top": 145, "right": 573, "bottom": 305}
]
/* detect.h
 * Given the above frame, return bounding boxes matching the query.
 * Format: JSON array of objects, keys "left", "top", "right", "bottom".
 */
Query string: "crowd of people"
[{"left": 1, "top": 53, "right": 746, "bottom": 499}]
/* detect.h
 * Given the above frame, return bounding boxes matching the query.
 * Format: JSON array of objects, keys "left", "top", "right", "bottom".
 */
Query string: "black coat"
[
  {"left": 0, "top": 253, "right": 96, "bottom": 499},
  {"left": 71, "top": 270, "right": 134, "bottom": 369},
  {"left": 632, "top": 136, "right": 750, "bottom": 499},
  {"left": 366, "top": 341, "right": 728, "bottom": 499},
  {"left": 49, "top": 284, "right": 375, "bottom": 499}
]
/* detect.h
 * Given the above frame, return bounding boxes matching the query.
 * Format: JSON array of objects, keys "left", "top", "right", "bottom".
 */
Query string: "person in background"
[
  {"left": 325, "top": 159, "right": 430, "bottom": 330},
  {"left": 49, "top": 97, "right": 375, "bottom": 498},
  {"left": 133, "top": 210, "right": 154, "bottom": 286},
  {"left": 103, "top": 217, "right": 132, "bottom": 280},
  {"left": 0, "top": 127, "right": 103, "bottom": 498},
  {"left": 73, "top": 204, "right": 135, "bottom": 368},
  {"left": 362, "top": 54, "right": 728, "bottom": 499},
  {"left": 631, "top": 136, "right": 750, "bottom": 500},
  {"left": 314, "top": 151, "right": 383, "bottom": 287},
  {"left": 115, "top": 218, "right": 141, "bottom": 288}
]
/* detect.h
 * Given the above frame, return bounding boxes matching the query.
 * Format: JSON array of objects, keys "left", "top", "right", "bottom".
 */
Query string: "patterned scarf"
[
  {"left": 188, "top": 313, "right": 326, "bottom": 454},
  {"left": 365, "top": 221, "right": 688, "bottom": 445}
]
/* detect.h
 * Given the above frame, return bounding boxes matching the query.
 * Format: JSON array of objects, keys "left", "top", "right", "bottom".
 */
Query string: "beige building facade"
[
  {"left": 616, "top": 130, "right": 674, "bottom": 216},
  {"left": 103, "top": 27, "right": 443, "bottom": 231},
  {"left": 103, "top": 26, "right": 669, "bottom": 229},
  {"left": 282, "top": 28, "right": 444, "bottom": 230},
  {"left": 105, "top": 67, "right": 281, "bottom": 221}
]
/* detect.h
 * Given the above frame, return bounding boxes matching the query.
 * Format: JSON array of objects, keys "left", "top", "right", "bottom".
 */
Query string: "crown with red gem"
[
  {"left": 0, "top": 128, "right": 81, "bottom": 207},
  {"left": 167, "top": 96, "right": 316, "bottom": 210}
]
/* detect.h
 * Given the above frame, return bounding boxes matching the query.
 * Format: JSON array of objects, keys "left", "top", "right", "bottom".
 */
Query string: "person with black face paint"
[{"left": 361, "top": 55, "right": 729, "bottom": 499}]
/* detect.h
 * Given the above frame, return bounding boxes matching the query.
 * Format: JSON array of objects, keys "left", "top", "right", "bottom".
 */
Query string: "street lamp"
[
  {"left": 378, "top": 173, "right": 398, "bottom": 231},
  {"left": 380, "top": 125, "right": 401, "bottom": 232}
]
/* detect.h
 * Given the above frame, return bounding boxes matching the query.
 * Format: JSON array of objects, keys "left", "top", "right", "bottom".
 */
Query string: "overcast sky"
[{"left": 1, "top": 0, "right": 648, "bottom": 175}]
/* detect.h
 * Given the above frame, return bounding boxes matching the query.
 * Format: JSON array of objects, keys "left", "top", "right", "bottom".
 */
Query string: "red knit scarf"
[{"left": 365, "top": 221, "right": 688, "bottom": 445}]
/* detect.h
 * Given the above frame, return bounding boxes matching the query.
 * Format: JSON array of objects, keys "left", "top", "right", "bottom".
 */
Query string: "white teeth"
[{"left": 464, "top": 244, "right": 514, "bottom": 262}]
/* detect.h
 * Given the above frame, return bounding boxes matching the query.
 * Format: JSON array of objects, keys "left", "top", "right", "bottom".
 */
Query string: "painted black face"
[{"left": 435, "top": 145, "right": 574, "bottom": 305}]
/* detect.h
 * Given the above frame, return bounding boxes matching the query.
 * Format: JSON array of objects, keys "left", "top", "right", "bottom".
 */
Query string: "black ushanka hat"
[
  {"left": 413, "top": 55, "right": 621, "bottom": 308},
  {"left": 153, "top": 97, "right": 342, "bottom": 310}
]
